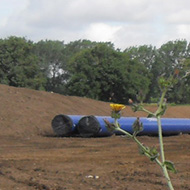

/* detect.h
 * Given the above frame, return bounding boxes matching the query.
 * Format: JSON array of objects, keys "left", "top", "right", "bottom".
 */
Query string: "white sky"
[{"left": 1, "top": 0, "right": 190, "bottom": 50}]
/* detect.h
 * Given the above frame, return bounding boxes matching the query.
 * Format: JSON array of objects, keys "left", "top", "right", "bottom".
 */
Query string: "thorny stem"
[
  {"left": 116, "top": 88, "right": 174, "bottom": 190},
  {"left": 141, "top": 107, "right": 155, "bottom": 116},
  {"left": 156, "top": 89, "right": 174, "bottom": 190},
  {"left": 117, "top": 128, "right": 162, "bottom": 167},
  {"left": 117, "top": 119, "right": 174, "bottom": 190},
  {"left": 157, "top": 116, "right": 174, "bottom": 190},
  {"left": 157, "top": 89, "right": 167, "bottom": 115},
  {"left": 116, "top": 127, "right": 133, "bottom": 138}
]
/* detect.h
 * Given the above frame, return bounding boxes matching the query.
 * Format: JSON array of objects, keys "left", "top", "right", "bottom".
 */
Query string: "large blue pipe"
[
  {"left": 96, "top": 116, "right": 190, "bottom": 136},
  {"left": 75, "top": 115, "right": 190, "bottom": 137},
  {"left": 77, "top": 115, "right": 113, "bottom": 137},
  {"left": 52, "top": 115, "right": 190, "bottom": 137},
  {"left": 51, "top": 114, "right": 82, "bottom": 136},
  {"left": 52, "top": 114, "right": 108, "bottom": 137}
]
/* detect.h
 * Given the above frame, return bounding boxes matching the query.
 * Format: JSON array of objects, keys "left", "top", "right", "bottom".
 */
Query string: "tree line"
[{"left": 0, "top": 36, "right": 190, "bottom": 104}]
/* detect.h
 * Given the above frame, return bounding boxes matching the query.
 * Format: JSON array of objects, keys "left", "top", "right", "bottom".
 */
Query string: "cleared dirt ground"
[{"left": 0, "top": 84, "right": 190, "bottom": 190}]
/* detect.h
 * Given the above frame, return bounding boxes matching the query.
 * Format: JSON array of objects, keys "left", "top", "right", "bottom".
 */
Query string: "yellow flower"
[{"left": 110, "top": 103, "right": 126, "bottom": 112}]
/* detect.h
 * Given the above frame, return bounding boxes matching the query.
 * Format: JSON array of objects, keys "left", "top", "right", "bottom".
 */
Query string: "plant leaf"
[
  {"left": 164, "top": 160, "right": 177, "bottom": 174},
  {"left": 156, "top": 105, "right": 167, "bottom": 117},
  {"left": 132, "top": 117, "right": 143, "bottom": 136},
  {"left": 147, "top": 113, "right": 155, "bottom": 118},
  {"left": 149, "top": 147, "right": 159, "bottom": 161},
  {"left": 103, "top": 119, "right": 118, "bottom": 132}
]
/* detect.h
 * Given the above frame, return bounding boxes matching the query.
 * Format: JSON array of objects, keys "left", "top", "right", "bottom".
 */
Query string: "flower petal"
[{"left": 110, "top": 104, "right": 126, "bottom": 112}]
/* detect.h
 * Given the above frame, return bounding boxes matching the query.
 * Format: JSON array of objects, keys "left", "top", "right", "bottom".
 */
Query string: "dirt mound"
[
  {"left": 0, "top": 84, "right": 189, "bottom": 137},
  {"left": 0, "top": 84, "right": 111, "bottom": 137},
  {"left": 0, "top": 84, "right": 190, "bottom": 190}
]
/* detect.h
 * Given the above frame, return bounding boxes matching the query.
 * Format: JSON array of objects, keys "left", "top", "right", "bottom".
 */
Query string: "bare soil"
[{"left": 0, "top": 84, "right": 190, "bottom": 190}]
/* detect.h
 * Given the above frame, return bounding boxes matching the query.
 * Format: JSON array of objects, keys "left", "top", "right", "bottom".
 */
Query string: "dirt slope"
[
  {"left": 0, "top": 84, "right": 112, "bottom": 137},
  {"left": 0, "top": 84, "right": 190, "bottom": 190},
  {"left": 0, "top": 84, "right": 189, "bottom": 137}
]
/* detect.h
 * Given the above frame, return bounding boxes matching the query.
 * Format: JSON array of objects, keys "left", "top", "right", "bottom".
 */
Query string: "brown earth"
[{"left": 0, "top": 84, "right": 190, "bottom": 190}]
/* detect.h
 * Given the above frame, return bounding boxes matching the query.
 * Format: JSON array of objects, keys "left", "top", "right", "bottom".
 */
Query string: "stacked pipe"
[
  {"left": 52, "top": 114, "right": 190, "bottom": 137},
  {"left": 51, "top": 115, "right": 81, "bottom": 136}
]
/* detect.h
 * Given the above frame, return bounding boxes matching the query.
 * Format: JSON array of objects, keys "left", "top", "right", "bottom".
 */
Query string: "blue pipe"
[
  {"left": 52, "top": 115, "right": 190, "bottom": 137},
  {"left": 52, "top": 115, "right": 111, "bottom": 137},
  {"left": 139, "top": 117, "right": 190, "bottom": 135},
  {"left": 51, "top": 114, "right": 82, "bottom": 136},
  {"left": 76, "top": 115, "right": 114, "bottom": 137},
  {"left": 68, "top": 115, "right": 83, "bottom": 130},
  {"left": 73, "top": 115, "right": 190, "bottom": 137},
  {"left": 107, "top": 117, "right": 190, "bottom": 135}
]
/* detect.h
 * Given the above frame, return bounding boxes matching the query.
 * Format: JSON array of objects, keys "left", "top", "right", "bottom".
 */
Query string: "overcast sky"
[{"left": 1, "top": 0, "right": 190, "bottom": 49}]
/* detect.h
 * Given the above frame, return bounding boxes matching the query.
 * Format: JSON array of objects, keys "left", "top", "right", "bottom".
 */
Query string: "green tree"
[
  {"left": 151, "top": 40, "right": 190, "bottom": 103},
  {"left": 34, "top": 40, "right": 67, "bottom": 93},
  {"left": 64, "top": 39, "right": 100, "bottom": 61},
  {"left": 66, "top": 43, "right": 150, "bottom": 103},
  {"left": 157, "top": 40, "right": 189, "bottom": 74},
  {"left": 0, "top": 36, "right": 46, "bottom": 90},
  {"left": 124, "top": 45, "right": 157, "bottom": 71},
  {"left": 168, "top": 58, "right": 190, "bottom": 103}
]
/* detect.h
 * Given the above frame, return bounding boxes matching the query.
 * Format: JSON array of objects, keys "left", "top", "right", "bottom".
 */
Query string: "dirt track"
[{"left": 0, "top": 84, "right": 190, "bottom": 190}]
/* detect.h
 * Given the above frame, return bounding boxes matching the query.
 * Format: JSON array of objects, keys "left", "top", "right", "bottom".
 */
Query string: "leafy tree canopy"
[
  {"left": 0, "top": 36, "right": 46, "bottom": 90},
  {"left": 1, "top": 36, "right": 190, "bottom": 104}
]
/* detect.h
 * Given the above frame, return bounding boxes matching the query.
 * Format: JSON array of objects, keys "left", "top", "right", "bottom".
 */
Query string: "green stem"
[
  {"left": 156, "top": 89, "right": 174, "bottom": 189},
  {"left": 116, "top": 127, "right": 133, "bottom": 138},
  {"left": 157, "top": 116, "right": 165, "bottom": 162},
  {"left": 157, "top": 115, "right": 174, "bottom": 190},
  {"left": 158, "top": 90, "right": 167, "bottom": 112},
  {"left": 118, "top": 121, "right": 174, "bottom": 190},
  {"left": 141, "top": 107, "right": 155, "bottom": 116},
  {"left": 117, "top": 128, "right": 151, "bottom": 157},
  {"left": 117, "top": 128, "right": 163, "bottom": 166}
]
